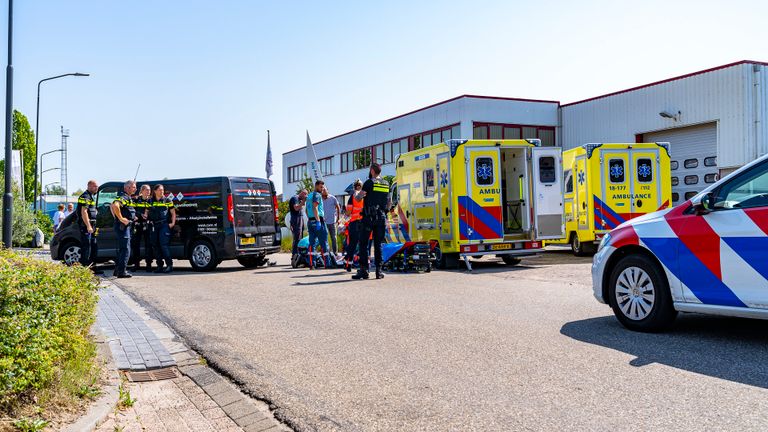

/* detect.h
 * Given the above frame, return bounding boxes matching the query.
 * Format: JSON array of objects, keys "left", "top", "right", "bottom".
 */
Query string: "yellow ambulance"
[
  {"left": 548, "top": 142, "right": 672, "bottom": 255},
  {"left": 386, "top": 139, "right": 563, "bottom": 270}
]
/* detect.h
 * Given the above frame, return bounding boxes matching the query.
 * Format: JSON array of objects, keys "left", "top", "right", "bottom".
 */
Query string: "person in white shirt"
[
  {"left": 52, "top": 203, "right": 66, "bottom": 232},
  {"left": 64, "top": 202, "right": 74, "bottom": 217}
]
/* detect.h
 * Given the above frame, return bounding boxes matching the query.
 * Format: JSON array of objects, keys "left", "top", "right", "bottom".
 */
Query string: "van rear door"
[
  {"left": 629, "top": 148, "right": 661, "bottom": 216},
  {"left": 461, "top": 147, "right": 504, "bottom": 244},
  {"left": 531, "top": 147, "right": 564, "bottom": 239},
  {"left": 229, "top": 179, "right": 276, "bottom": 249}
]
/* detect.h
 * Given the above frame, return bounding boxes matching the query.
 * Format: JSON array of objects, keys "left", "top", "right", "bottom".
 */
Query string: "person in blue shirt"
[{"left": 306, "top": 180, "right": 329, "bottom": 269}]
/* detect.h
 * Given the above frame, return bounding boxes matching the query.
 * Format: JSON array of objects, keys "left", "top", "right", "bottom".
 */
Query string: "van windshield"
[{"left": 230, "top": 181, "right": 274, "bottom": 229}]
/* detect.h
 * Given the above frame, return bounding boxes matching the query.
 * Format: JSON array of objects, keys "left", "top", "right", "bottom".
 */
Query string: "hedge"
[{"left": 0, "top": 250, "right": 99, "bottom": 411}]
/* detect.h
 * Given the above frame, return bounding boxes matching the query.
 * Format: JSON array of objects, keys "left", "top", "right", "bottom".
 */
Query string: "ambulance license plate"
[
  {"left": 240, "top": 237, "right": 255, "bottom": 245},
  {"left": 490, "top": 243, "right": 512, "bottom": 251}
]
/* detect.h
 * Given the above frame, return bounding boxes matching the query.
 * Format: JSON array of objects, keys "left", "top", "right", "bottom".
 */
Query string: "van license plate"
[
  {"left": 491, "top": 243, "right": 512, "bottom": 251},
  {"left": 240, "top": 237, "right": 255, "bottom": 245}
]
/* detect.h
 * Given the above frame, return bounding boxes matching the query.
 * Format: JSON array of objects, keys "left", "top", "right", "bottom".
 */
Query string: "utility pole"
[
  {"left": 60, "top": 127, "right": 68, "bottom": 196},
  {"left": 2, "top": 0, "right": 14, "bottom": 248}
]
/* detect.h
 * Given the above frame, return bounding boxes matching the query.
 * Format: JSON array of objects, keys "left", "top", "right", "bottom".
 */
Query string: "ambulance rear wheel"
[
  {"left": 571, "top": 234, "right": 595, "bottom": 257},
  {"left": 435, "top": 247, "right": 458, "bottom": 269},
  {"left": 501, "top": 255, "right": 521, "bottom": 266}
]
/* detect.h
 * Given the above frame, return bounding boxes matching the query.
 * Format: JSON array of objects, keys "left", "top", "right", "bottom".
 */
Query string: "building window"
[
  {"left": 504, "top": 127, "right": 520, "bottom": 139},
  {"left": 450, "top": 125, "right": 461, "bottom": 140},
  {"left": 538, "top": 129, "right": 555, "bottom": 147},
  {"left": 671, "top": 177, "right": 679, "bottom": 186},
  {"left": 637, "top": 158, "right": 653, "bottom": 183},
  {"left": 412, "top": 135, "right": 422, "bottom": 150},
  {"left": 318, "top": 157, "right": 333, "bottom": 176},
  {"left": 472, "top": 123, "right": 555, "bottom": 146},
  {"left": 671, "top": 161, "right": 679, "bottom": 170},
  {"left": 374, "top": 144, "right": 384, "bottom": 164},
  {"left": 288, "top": 164, "right": 307, "bottom": 183},
  {"left": 684, "top": 175, "right": 699, "bottom": 185},
  {"left": 684, "top": 159, "right": 698, "bottom": 169},
  {"left": 473, "top": 126, "right": 488, "bottom": 139},
  {"left": 684, "top": 191, "right": 698, "bottom": 200},
  {"left": 704, "top": 173, "right": 718, "bottom": 183},
  {"left": 489, "top": 125, "right": 503, "bottom": 140},
  {"left": 704, "top": 156, "right": 717, "bottom": 167},
  {"left": 423, "top": 169, "right": 435, "bottom": 197}
]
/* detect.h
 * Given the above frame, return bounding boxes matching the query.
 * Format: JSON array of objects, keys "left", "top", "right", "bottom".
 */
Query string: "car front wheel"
[
  {"left": 608, "top": 254, "right": 677, "bottom": 332},
  {"left": 61, "top": 241, "right": 82, "bottom": 266}
]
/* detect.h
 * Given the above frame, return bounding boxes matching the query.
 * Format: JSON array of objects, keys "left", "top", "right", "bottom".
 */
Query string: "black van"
[{"left": 50, "top": 176, "right": 281, "bottom": 271}]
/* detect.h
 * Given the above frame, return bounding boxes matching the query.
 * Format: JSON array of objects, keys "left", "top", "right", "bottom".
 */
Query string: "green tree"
[
  {"left": 383, "top": 175, "right": 395, "bottom": 186},
  {"left": 0, "top": 178, "right": 36, "bottom": 246},
  {"left": 71, "top": 188, "right": 84, "bottom": 197},
  {"left": 295, "top": 175, "right": 314, "bottom": 195},
  {"left": 353, "top": 148, "right": 372, "bottom": 170},
  {"left": 45, "top": 185, "right": 66, "bottom": 195},
  {"left": 0, "top": 110, "right": 38, "bottom": 202}
]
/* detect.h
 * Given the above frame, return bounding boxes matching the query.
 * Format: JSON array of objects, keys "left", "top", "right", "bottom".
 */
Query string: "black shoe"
[
  {"left": 376, "top": 270, "right": 384, "bottom": 279},
  {"left": 290, "top": 254, "right": 300, "bottom": 269},
  {"left": 153, "top": 266, "right": 165, "bottom": 273},
  {"left": 162, "top": 266, "right": 173, "bottom": 273},
  {"left": 352, "top": 271, "right": 369, "bottom": 280},
  {"left": 116, "top": 273, "right": 132, "bottom": 279},
  {"left": 345, "top": 262, "right": 352, "bottom": 272}
]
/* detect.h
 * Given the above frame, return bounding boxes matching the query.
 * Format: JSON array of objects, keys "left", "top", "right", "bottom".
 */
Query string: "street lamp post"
[
  {"left": 33, "top": 72, "right": 89, "bottom": 212},
  {"left": 38, "top": 148, "right": 63, "bottom": 209},
  {"left": 2, "top": 0, "right": 13, "bottom": 248}
]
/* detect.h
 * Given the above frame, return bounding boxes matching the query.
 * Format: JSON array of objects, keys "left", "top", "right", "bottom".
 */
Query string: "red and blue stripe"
[{"left": 458, "top": 196, "right": 503, "bottom": 240}]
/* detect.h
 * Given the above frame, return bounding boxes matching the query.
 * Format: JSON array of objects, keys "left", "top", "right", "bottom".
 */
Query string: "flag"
[
  {"left": 306, "top": 130, "right": 323, "bottom": 183},
  {"left": 265, "top": 130, "right": 273, "bottom": 178}
]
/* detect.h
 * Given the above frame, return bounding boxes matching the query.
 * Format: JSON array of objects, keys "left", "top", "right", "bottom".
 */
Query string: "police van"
[
  {"left": 548, "top": 143, "right": 673, "bottom": 255},
  {"left": 50, "top": 176, "right": 281, "bottom": 271},
  {"left": 388, "top": 139, "right": 563, "bottom": 269}
]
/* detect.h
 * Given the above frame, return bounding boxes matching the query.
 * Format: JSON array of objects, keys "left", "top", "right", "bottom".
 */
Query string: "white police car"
[{"left": 592, "top": 153, "right": 768, "bottom": 332}]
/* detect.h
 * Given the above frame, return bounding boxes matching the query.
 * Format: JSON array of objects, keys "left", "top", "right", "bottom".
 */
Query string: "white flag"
[
  {"left": 306, "top": 130, "right": 323, "bottom": 183},
  {"left": 265, "top": 130, "right": 273, "bottom": 178}
]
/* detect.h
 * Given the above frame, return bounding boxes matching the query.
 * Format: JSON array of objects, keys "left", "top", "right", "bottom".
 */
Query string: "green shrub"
[
  {"left": 0, "top": 179, "right": 36, "bottom": 247},
  {"left": 0, "top": 250, "right": 99, "bottom": 413}
]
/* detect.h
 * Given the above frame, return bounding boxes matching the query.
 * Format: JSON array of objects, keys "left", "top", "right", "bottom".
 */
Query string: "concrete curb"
[{"left": 62, "top": 334, "right": 121, "bottom": 432}]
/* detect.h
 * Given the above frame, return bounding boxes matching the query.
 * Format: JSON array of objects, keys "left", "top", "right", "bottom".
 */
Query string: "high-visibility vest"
[{"left": 347, "top": 196, "right": 363, "bottom": 223}]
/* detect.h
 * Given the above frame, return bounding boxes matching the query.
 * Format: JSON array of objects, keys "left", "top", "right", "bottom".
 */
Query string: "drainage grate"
[{"left": 123, "top": 367, "right": 180, "bottom": 382}]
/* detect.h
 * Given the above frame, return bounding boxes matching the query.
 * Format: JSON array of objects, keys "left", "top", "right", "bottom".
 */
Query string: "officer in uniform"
[
  {"left": 129, "top": 184, "right": 153, "bottom": 272},
  {"left": 111, "top": 180, "right": 138, "bottom": 278},
  {"left": 353, "top": 163, "right": 390, "bottom": 280},
  {"left": 149, "top": 184, "right": 176, "bottom": 273},
  {"left": 76, "top": 180, "right": 102, "bottom": 274}
]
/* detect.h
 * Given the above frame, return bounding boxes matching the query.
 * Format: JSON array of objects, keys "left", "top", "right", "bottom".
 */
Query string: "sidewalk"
[{"left": 89, "top": 279, "right": 289, "bottom": 432}]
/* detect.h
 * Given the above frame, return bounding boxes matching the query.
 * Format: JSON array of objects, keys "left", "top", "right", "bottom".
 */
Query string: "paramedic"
[
  {"left": 306, "top": 180, "right": 329, "bottom": 269},
  {"left": 289, "top": 189, "right": 307, "bottom": 266},
  {"left": 344, "top": 179, "right": 363, "bottom": 272},
  {"left": 353, "top": 163, "right": 389, "bottom": 280}
]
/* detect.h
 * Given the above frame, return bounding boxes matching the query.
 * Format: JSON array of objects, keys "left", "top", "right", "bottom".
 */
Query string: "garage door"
[{"left": 643, "top": 122, "right": 718, "bottom": 206}]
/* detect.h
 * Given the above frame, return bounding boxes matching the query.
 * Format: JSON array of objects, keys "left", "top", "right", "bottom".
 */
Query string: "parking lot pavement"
[{"left": 113, "top": 250, "right": 768, "bottom": 432}]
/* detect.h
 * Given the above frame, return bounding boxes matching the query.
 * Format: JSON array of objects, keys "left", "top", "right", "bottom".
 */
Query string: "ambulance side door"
[
  {"left": 531, "top": 147, "right": 564, "bottom": 239},
  {"left": 575, "top": 155, "right": 589, "bottom": 231}
]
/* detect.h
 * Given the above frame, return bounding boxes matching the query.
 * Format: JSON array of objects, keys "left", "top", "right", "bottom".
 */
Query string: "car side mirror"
[{"left": 692, "top": 192, "right": 714, "bottom": 216}]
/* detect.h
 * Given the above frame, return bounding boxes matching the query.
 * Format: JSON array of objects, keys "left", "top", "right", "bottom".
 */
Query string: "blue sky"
[{"left": 2, "top": 0, "right": 767, "bottom": 194}]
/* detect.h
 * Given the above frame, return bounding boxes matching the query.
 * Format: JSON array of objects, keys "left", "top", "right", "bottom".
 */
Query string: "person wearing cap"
[{"left": 353, "top": 163, "right": 390, "bottom": 280}]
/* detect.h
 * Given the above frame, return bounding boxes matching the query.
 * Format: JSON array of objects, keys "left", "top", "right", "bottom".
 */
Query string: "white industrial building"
[{"left": 283, "top": 60, "right": 767, "bottom": 207}]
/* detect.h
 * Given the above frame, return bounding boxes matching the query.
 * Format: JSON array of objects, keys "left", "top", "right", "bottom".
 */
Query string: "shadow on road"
[
  {"left": 561, "top": 315, "right": 768, "bottom": 389},
  {"left": 292, "top": 279, "right": 355, "bottom": 286}
]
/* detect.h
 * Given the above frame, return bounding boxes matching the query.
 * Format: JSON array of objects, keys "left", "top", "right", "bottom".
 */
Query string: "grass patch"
[
  {"left": 0, "top": 250, "right": 100, "bottom": 429},
  {"left": 116, "top": 381, "right": 135, "bottom": 410}
]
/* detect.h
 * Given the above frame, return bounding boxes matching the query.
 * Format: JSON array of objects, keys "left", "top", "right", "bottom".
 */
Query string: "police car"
[{"left": 592, "top": 153, "right": 768, "bottom": 331}]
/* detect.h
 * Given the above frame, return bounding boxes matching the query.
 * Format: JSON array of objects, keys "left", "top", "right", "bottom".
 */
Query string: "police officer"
[
  {"left": 129, "top": 184, "right": 153, "bottom": 272},
  {"left": 76, "top": 180, "right": 102, "bottom": 274},
  {"left": 149, "top": 184, "right": 176, "bottom": 273},
  {"left": 353, "top": 163, "right": 390, "bottom": 280},
  {"left": 111, "top": 180, "right": 137, "bottom": 278}
]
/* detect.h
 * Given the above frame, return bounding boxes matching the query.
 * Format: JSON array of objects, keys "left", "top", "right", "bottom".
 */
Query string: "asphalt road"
[{"left": 113, "top": 250, "right": 768, "bottom": 432}]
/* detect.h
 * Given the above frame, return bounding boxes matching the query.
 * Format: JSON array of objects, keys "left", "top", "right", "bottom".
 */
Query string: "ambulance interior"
[{"left": 500, "top": 148, "right": 530, "bottom": 237}]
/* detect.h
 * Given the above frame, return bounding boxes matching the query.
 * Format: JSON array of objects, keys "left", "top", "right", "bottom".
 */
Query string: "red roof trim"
[
  {"left": 282, "top": 95, "right": 560, "bottom": 156},
  {"left": 562, "top": 60, "right": 768, "bottom": 107}
]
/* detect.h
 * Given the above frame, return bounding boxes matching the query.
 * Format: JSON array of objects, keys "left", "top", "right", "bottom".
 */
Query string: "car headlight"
[{"left": 597, "top": 233, "right": 612, "bottom": 252}]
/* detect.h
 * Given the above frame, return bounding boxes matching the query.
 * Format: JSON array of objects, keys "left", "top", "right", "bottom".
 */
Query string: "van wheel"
[
  {"left": 501, "top": 255, "right": 522, "bottom": 266},
  {"left": 237, "top": 256, "right": 266, "bottom": 269},
  {"left": 571, "top": 234, "right": 595, "bottom": 256},
  {"left": 608, "top": 254, "right": 677, "bottom": 332},
  {"left": 61, "top": 241, "right": 82, "bottom": 266},
  {"left": 189, "top": 240, "right": 218, "bottom": 272}
]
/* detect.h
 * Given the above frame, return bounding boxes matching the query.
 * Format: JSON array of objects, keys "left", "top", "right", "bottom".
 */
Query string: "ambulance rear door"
[
  {"left": 461, "top": 147, "right": 504, "bottom": 244},
  {"left": 531, "top": 147, "right": 564, "bottom": 239},
  {"left": 599, "top": 150, "right": 631, "bottom": 230},
  {"left": 629, "top": 147, "right": 662, "bottom": 216}
]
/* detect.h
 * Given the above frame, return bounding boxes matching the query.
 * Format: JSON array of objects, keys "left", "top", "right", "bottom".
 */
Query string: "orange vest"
[{"left": 347, "top": 196, "right": 363, "bottom": 223}]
